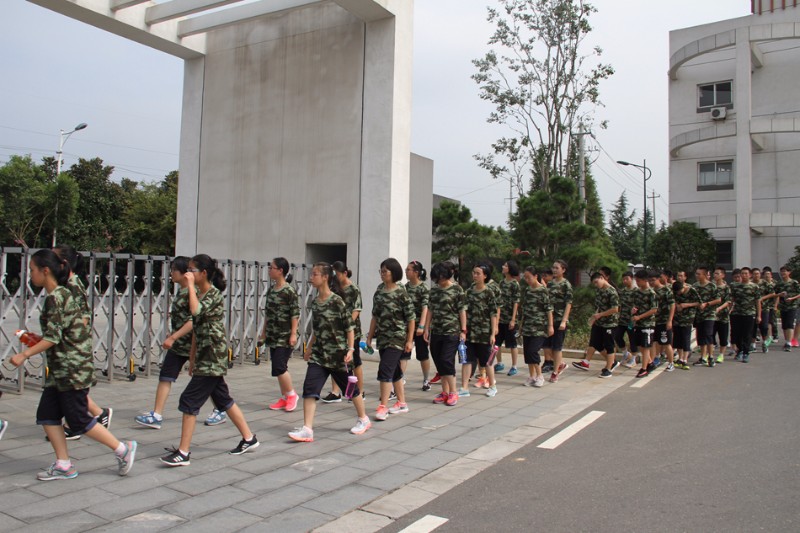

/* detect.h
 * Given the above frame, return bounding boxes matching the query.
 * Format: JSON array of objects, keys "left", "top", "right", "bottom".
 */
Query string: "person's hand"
[
  {"left": 547, "top": 326, "right": 554, "bottom": 337},
  {"left": 344, "top": 350, "right": 353, "bottom": 364},
  {"left": 558, "top": 322, "right": 567, "bottom": 331},
  {"left": 289, "top": 333, "right": 297, "bottom": 347},
  {"left": 303, "top": 349, "right": 312, "bottom": 361},
  {"left": 9, "top": 353, "right": 27, "bottom": 367},
  {"left": 188, "top": 363, "right": 194, "bottom": 376},
  {"left": 423, "top": 329, "right": 430, "bottom": 343},
  {"left": 184, "top": 271, "right": 195, "bottom": 284},
  {"left": 404, "top": 340, "right": 413, "bottom": 353},
  {"left": 415, "top": 327, "right": 424, "bottom": 337},
  {"left": 162, "top": 336, "right": 174, "bottom": 350}
]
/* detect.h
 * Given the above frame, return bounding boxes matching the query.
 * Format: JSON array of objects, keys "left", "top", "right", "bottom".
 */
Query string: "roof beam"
[
  {"left": 111, "top": 0, "right": 150, "bottom": 10},
  {"left": 146, "top": 0, "right": 242, "bottom": 26},
  {"left": 177, "top": 0, "right": 323, "bottom": 37},
  {"left": 333, "top": 0, "right": 393, "bottom": 21}
]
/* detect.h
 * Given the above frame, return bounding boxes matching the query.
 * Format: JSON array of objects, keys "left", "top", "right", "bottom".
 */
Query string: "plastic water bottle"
[
  {"left": 359, "top": 340, "right": 374, "bottom": 355},
  {"left": 489, "top": 345, "right": 499, "bottom": 365},
  {"left": 458, "top": 340, "right": 468, "bottom": 364},
  {"left": 16, "top": 330, "right": 42, "bottom": 347}
]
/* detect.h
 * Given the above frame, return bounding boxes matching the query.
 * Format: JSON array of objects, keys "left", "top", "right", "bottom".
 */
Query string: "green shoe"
[{"left": 715, "top": 354, "right": 724, "bottom": 364}]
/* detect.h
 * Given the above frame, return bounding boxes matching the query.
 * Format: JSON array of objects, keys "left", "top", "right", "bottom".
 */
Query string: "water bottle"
[
  {"left": 489, "top": 344, "right": 499, "bottom": 365},
  {"left": 16, "top": 330, "right": 42, "bottom": 347},
  {"left": 344, "top": 362, "right": 358, "bottom": 399},
  {"left": 359, "top": 340, "right": 374, "bottom": 355},
  {"left": 458, "top": 340, "right": 468, "bottom": 364}
]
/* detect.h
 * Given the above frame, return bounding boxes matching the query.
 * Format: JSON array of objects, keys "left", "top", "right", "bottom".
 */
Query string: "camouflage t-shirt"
[
  {"left": 654, "top": 286, "right": 675, "bottom": 325},
  {"left": 310, "top": 293, "right": 354, "bottom": 371},
  {"left": 730, "top": 282, "right": 759, "bottom": 316},
  {"left": 759, "top": 279, "right": 776, "bottom": 301},
  {"left": 693, "top": 281, "right": 719, "bottom": 322},
  {"left": 519, "top": 285, "right": 552, "bottom": 337},
  {"left": 618, "top": 286, "right": 637, "bottom": 323},
  {"left": 487, "top": 279, "right": 502, "bottom": 315},
  {"left": 632, "top": 288, "right": 657, "bottom": 328},
  {"left": 547, "top": 278, "right": 574, "bottom": 323},
  {"left": 405, "top": 281, "right": 429, "bottom": 323},
  {"left": 429, "top": 283, "right": 467, "bottom": 336},
  {"left": 715, "top": 283, "right": 732, "bottom": 323},
  {"left": 775, "top": 278, "right": 800, "bottom": 311},
  {"left": 674, "top": 286, "right": 700, "bottom": 327},
  {"left": 466, "top": 286, "right": 498, "bottom": 344},
  {"left": 372, "top": 286, "right": 415, "bottom": 350},
  {"left": 341, "top": 283, "right": 363, "bottom": 340},
  {"left": 67, "top": 274, "right": 91, "bottom": 323},
  {"left": 499, "top": 279, "right": 521, "bottom": 324},
  {"left": 594, "top": 285, "right": 620, "bottom": 328},
  {"left": 170, "top": 287, "right": 194, "bottom": 357},
  {"left": 40, "top": 286, "right": 94, "bottom": 391},
  {"left": 264, "top": 283, "right": 300, "bottom": 348},
  {"left": 192, "top": 286, "right": 228, "bottom": 376}
]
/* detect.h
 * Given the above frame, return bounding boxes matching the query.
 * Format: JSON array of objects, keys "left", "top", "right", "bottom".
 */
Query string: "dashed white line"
[
  {"left": 398, "top": 515, "right": 449, "bottom": 533},
  {"left": 537, "top": 410, "right": 605, "bottom": 449}
]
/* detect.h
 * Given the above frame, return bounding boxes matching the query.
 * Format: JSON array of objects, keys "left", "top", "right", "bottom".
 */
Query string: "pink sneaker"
[
  {"left": 432, "top": 392, "right": 447, "bottom": 404},
  {"left": 284, "top": 393, "right": 299, "bottom": 412},
  {"left": 792, "top": 339, "right": 799, "bottom": 347},
  {"left": 375, "top": 404, "right": 389, "bottom": 421},
  {"left": 474, "top": 377, "right": 487, "bottom": 388},
  {"left": 269, "top": 397, "right": 287, "bottom": 410},
  {"left": 445, "top": 392, "right": 458, "bottom": 406},
  {"left": 388, "top": 402, "right": 409, "bottom": 414},
  {"left": 548, "top": 372, "right": 559, "bottom": 383}
]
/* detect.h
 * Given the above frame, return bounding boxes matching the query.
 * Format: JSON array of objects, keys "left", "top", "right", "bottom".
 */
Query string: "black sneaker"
[
  {"left": 98, "top": 407, "right": 113, "bottom": 429},
  {"left": 321, "top": 392, "right": 342, "bottom": 403},
  {"left": 610, "top": 361, "right": 620, "bottom": 373},
  {"left": 636, "top": 368, "right": 649, "bottom": 378},
  {"left": 64, "top": 426, "right": 81, "bottom": 441},
  {"left": 541, "top": 361, "right": 554, "bottom": 373},
  {"left": 229, "top": 435, "right": 260, "bottom": 455},
  {"left": 421, "top": 380, "right": 431, "bottom": 392},
  {"left": 161, "top": 448, "right": 190, "bottom": 467},
  {"left": 693, "top": 358, "right": 708, "bottom": 366},
  {"left": 599, "top": 368, "right": 612, "bottom": 379},
  {"left": 646, "top": 362, "right": 655, "bottom": 373},
  {"left": 389, "top": 391, "right": 397, "bottom": 401}
]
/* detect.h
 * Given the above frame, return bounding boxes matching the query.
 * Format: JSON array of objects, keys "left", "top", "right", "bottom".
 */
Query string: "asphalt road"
[{"left": 383, "top": 350, "right": 800, "bottom": 533}]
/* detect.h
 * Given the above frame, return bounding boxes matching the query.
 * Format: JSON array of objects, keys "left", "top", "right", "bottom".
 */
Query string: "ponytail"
[
  {"left": 191, "top": 254, "right": 227, "bottom": 292},
  {"left": 409, "top": 260, "right": 427, "bottom": 281},
  {"left": 332, "top": 261, "right": 352, "bottom": 278},
  {"left": 272, "top": 257, "right": 293, "bottom": 283},
  {"left": 31, "top": 249, "right": 70, "bottom": 286},
  {"left": 314, "top": 262, "right": 343, "bottom": 296},
  {"left": 53, "top": 244, "right": 85, "bottom": 276}
]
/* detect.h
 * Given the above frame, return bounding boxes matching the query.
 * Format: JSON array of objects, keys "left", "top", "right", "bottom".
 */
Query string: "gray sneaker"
[
  {"left": 117, "top": 441, "right": 137, "bottom": 476},
  {"left": 204, "top": 409, "right": 227, "bottom": 426}
]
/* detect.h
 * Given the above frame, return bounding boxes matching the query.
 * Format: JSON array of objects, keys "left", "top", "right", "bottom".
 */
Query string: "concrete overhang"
[{"left": 669, "top": 117, "right": 800, "bottom": 156}]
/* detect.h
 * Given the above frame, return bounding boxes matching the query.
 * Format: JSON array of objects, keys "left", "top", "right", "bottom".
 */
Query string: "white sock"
[
  {"left": 114, "top": 442, "right": 126, "bottom": 456},
  {"left": 56, "top": 459, "right": 72, "bottom": 469},
  {"left": 179, "top": 449, "right": 189, "bottom": 457},
  {"left": 287, "top": 390, "right": 297, "bottom": 398},
  {"left": 153, "top": 412, "right": 163, "bottom": 420}
]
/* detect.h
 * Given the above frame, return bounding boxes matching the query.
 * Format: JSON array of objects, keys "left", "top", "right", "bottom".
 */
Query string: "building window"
[
  {"left": 698, "top": 161, "right": 733, "bottom": 191},
  {"left": 698, "top": 81, "right": 733, "bottom": 110},
  {"left": 715, "top": 240, "right": 733, "bottom": 270}
]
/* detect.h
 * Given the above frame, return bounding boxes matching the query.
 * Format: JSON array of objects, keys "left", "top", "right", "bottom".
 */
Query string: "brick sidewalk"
[{"left": 0, "top": 355, "right": 635, "bottom": 532}]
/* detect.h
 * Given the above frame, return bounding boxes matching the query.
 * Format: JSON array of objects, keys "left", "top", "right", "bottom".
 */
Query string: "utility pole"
[
  {"left": 573, "top": 124, "right": 589, "bottom": 224},
  {"left": 507, "top": 179, "right": 516, "bottom": 223},
  {"left": 648, "top": 191, "right": 661, "bottom": 230}
]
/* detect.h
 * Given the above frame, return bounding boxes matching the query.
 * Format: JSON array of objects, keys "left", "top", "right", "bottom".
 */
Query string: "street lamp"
[
  {"left": 616, "top": 159, "right": 652, "bottom": 258},
  {"left": 53, "top": 122, "right": 88, "bottom": 246}
]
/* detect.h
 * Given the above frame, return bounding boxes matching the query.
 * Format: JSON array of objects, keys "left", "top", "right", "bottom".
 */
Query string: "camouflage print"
[
  {"left": 466, "top": 286, "right": 499, "bottom": 344},
  {"left": 618, "top": 286, "right": 637, "bottom": 322},
  {"left": 341, "top": 283, "right": 363, "bottom": 340},
  {"left": 594, "top": 285, "right": 619, "bottom": 328},
  {"left": 192, "top": 286, "right": 229, "bottom": 377},
  {"left": 405, "top": 281, "right": 430, "bottom": 322},
  {"left": 759, "top": 279, "right": 776, "bottom": 299},
  {"left": 715, "top": 283, "right": 732, "bottom": 323},
  {"left": 499, "top": 279, "right": 521, "bottom": 324},
  {"left": 372, "top": 286, "right": 416, "bottom": 350},
  {"left": 310, "top": 293, "right": 354, "bottom": 371},
  {"left": 632, "top": 288, "right": 657, "bottom": 327},
  {"left": 487, "top": 279, "right": 502, "bottom": 314},
  {"left": 39, "top": 286, "right": 94, "bottom": 391},
  {"left": 264, "top": 283, "right": 300, "bottom": 348},
  {"left": 674, "top": 286, "right": 700, "bottom": 327},
  {"left": 66, "top": 274, "right": 91, "bottom": 323},
  {"left": 654, "top": 285, "right": 675, "bottom": 325},
  {"left": 519, "top": 285, "right": 553, "bottom": 337},
  {"left": 692, "top": 281, "right": 719, "bottom": 321},
  {"left": 547, "top": 278, "right": 574, "bottom": 323},
  {"left": 169, "top": 287, "right": 194, "bottom": 357},
  {"left": 429, "top": 283, "right": 467, "bottom": 336},
  {"left": 729, "top": 282, "right": 760, "bottom": 317},
  {"left": 775, "top": 278, "right": 800, "bottom": 311}
]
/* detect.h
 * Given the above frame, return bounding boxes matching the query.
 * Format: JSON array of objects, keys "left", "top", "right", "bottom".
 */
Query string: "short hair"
[
  {"left": 732, "top": 268, "right": 741, "bottom": 276},
  {"left": 431, "top": 261, "right": 457, "bottom": 282},
  {"left": 505, "top": 260, "right": 520, "bottom": 277},
  {"left": 524, "top": 265, "right": 537, "bottom": 276},
  {"left": 554, "top": 259, "right": 568, "bottom": 272},
  {"left": 740, "top": 266, "right": 752, "bottom": 274},
  {"left": 661, "top": 269, "right": 673, "bottom": 279},
  {"left": 672, "top": 281, "right": 684, "bottom": 293},
  {"left": 599, "top": 266, "right": 612, "bottom": 279},
  {"left": 762, "top": 266, "right": 772, "bottom": 273},
  {"left": 472, "top": 263, "right": 491, "bottom": 282},
  {"left": 590, "top": 272, "right": 604, "bottom": 282},
  {"left": 714, "top": 266, "right": 727, "bottom": 275},
  {"left": 780, "top": 265, "right": 792, "bottom": 272},
  {"left": 543, "top": 268, "right": 553, "bottom": 276},
  {"left": 622, "top": 271, "right": 634, "bottom": 278},
  {"left": 635, "top": 270, "right": 649, "bottom": 280},
  {"left": 696, "top": 266, "right": 709, "bottom": 275},
  {"left": 380, "top": 258, "right": 403, "bottom": 283},
  {"left": 171, "top": 256, "right": 190, "bottom": 274}
]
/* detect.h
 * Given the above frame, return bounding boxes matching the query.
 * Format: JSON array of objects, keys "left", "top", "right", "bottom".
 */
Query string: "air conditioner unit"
[{"left": 710, "top": 107, "right": 727, "bottom": 120}]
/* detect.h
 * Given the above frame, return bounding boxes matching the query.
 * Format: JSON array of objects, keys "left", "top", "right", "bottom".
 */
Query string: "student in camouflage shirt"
[
  {"left": 759, "top": 267, "right": 778, "bottom": 344},
  {"left": 673, "top": 280, "right": 700, "bottom": 368},
  {"left": 693, "top": 267, "right": 721, "bottom": 366},
  {"left": 713, "top": 267, "right": 733, "bottom": 357},
  {"left": 519, "top": 266, "right": 553, "bottom": 387},
  {"left": 162, "top": 254, "right": 259, "bottom": 466},
  {"left": 368, "top": 258, "right": 415, "bottom": 421},
  {"left": 631, "top": 270, "right": 658, "bottom": 377},
  {"left": 136, "top": 257, "right": 198, "bottom": 429},
  {"left": 542, "top": 260, "right": 573, "bottom": 382},
  {"left": 776, "top": 265, "right": 800, "bottom": 350},
  {"left": 462, "top": 264, "right": 499, "bottom": 396},
  {"left": 404, "top": 261, "right": 431, "bottom": 388},
  {"left": 11, "top": 249, "right": 137, "bottom": 480},
  {"left": 290, "top": 263, "right": 370, "bottom": 442},
  {"left": 261, "top": 257, "right": 301, "bottom": 412},
  {"left": 729, "top": 266, "right": 761, "bottom": 362},
  {"left": 649, "top": 272, "right": 676, "bottom": 371},
  {"left": 615, "top": 272, "right": 639, "bottom": 367},
  {"left": 495, "top": 261, "right": 521, "bottom": 375},
  {"left": 424, "top": 261, "right": 467, "bottom": 407},
  {"left": 574, "top": 273, "right": 619, "bottom": 378}
]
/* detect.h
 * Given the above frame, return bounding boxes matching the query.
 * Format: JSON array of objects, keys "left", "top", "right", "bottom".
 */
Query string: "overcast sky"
[{"left": 1, "top": 0, "right": 750, "bottom": 230}]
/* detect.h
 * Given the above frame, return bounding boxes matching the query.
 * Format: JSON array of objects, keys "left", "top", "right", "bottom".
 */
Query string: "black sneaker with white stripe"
[
  {"left": 161, "top": 447, "right": 191, "bottom": 467},
  {"left": 99, "top": 407, "right": 113, "bottom": 429},
  {"left": 229, "top": 435, "right": 260, "bottom": 455}
]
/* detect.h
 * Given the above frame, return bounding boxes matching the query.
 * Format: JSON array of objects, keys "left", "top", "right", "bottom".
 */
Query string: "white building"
[{"left": 668, "top": 1, "right": 800, "bottom": 270}]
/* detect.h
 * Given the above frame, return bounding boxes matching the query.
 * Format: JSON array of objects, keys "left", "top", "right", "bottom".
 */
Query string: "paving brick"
[
  {"left": 300, "top": 483, "right": 383, "bottom": 516},
  {"left": 6, "top": 486, "right": 118, "bottom": 522},
  {"left": 313, "top": 509, "right": 392, "bottom": 533},
  {"left": 358, "top": 464, "right": 429, "bottom": 491},
  {"left": 234, "top": 465, "right": 313, "bottom": 493},
  {"left": 240, "top": 507, "right": 332, "bottom": 533},
  {"left": 296, "top": 464, "right": 370, "bottom": 491},
  {"left": 167, "top": 507, "right": 262, "bottom": 533},
  {"left": 90, "top": 510, "right": 186, "bottom": 532},
  {"left": 0, "top": 512, "right": 26, "bottom": 533},
  {"left": 87, "top": 486, "right": 189, "bottom": 521},
  {"left": 169, "top": 486, "right": 258, "bottom": 520},
  {"left": 234, "top": 485, "right": 322, "bottom": 518}
]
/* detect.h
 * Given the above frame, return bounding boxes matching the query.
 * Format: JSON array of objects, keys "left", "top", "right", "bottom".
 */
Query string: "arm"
[
  {"left": 290, "top": 316, "right": 299, "bottom": 348},
  {"left": 416, "top": 306, "right": 428, "bottom": 336},
  {"left": 546, "top": 310, "right": 554, "bottom": 337},
  {"left": 367, "top": 317, "right": 377, "bottom": 346},
  {"left": 560, "top": 303, "right": 572, "bottom": 330},
  {"left": 304, "top": 334, "right": 315, "bottom": 361},
  {"left": 666, "top": 303, "right": 676, "bottom": 329},
  {"left": 459, "top": 310, "right": 467, "bottom": 342},
  {"left": 509, "top": 302, "right": 519, "bottom": 328},
  {"left": 10, "top": 339, "right": 56, "bottom": 367},
  {"left": 344, "top": 329, "right": 355, "bottom": 364},
  {"left": 188, "top": 334, "right": 197, "bottom": 375},
  {"left": 404, "top": 319, "right": 415, "bottom": 353},
  {"left": 163, "top": 320, "right": 193, "bottom": 350}
]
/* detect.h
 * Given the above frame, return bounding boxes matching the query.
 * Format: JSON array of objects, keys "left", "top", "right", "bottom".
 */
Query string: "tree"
[
  {"left": 120, "top": 171, "right": 178, "bottom": 255},
  {"left": 432, "top": 201, "right": 512, "bottom": 284},
  {"left": 644, "top": 221, "right": 716, "bottom": 274},
  {"left": 607, "top": 192, "right": 642, "bottom": 264},
  {"left": 785, "top": 246, "right": 800, "bottom": 278},
  {"left": 472, "top": 0, "right": 614, "bottom": 193}
]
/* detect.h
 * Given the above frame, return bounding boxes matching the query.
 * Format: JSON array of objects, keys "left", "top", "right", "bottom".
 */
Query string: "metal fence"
[{"left": 0, "top": 248, "right": 314, "bottom": 394}]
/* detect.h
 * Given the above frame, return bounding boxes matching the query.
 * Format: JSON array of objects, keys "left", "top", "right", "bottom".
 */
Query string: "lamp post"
[
  {"left": 616, "top": 159, "right": 652, "bottom": 258},
  {"left": 53, "top": 122, "right": 88, "bottom": 246}
]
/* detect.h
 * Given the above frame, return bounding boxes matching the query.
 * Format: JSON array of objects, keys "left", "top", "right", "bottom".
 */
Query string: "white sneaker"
[
  {"left": 533, "top": 376, "right": 545, "bottom": 388},
  {"left": 204, "top": 409, "right": 227, "bottom": 426},
  {"left": 350, "top": 417, "right": 371, "bottom": 435},
  {"left": 288, "top": 426, "right": 314, "bottom": 442},
  {"left": 485, "top": 386, "right": 498, "bottom": 397}
]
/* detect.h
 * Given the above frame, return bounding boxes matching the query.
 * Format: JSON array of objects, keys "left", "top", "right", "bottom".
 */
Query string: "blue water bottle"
[
  {"left": 458, "top": 339, "right": 468, "bottom": 364},
  {"left": 359, "top": 340, "right": 375, "bottom": 355}
]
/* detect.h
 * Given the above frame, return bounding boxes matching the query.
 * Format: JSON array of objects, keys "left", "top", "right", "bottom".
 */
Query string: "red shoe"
[
  {"left": 429, "top": 373, "right": 441, "bottom": 384},
  {"left": 572, "top": 360, "right": 590, "bottom": 371},
  {"left": 432, "top": 392, "right": 447, "bottom": 404},
  {"left": 474, "top": 377, "right": 487, "bottom": 388},
  {"left": 284, "top": 393, "right": 299, "bottom": 412},
  {"left": 792, "top": 339, "right": 799, "bottom": 347},
  {"left": 445, "top": 392, "right": 458, "bottom": 406},
  {"left": 557, "top": 363, "right": 567, "bottom": 375},
  {"left": 548, "top": 373, "right": 559, "bottom": 383},
  {"left": 269, "top": 397, "right": 287, "bottom": 410}
]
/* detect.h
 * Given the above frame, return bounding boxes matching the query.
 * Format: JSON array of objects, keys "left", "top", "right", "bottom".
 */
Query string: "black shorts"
[
  {"left": 523, "top": 336, "right": 546, "bottom": 365},
  {"left": 37, "top": 387, "right": 96, "bottom": 435},
  {"left": 496, "top": 323, "right": 518, "bottom": 349},
  {"left": 159, "top": 350, "right": 189, "bottom": 382},
  {"left": 352, "top": 341, "right": 363, "bottom": 367},
  {"left": 634, "top": 327, "right": 654, "bottom": 349},
  {"left": 413, "top": 334, "right": 429, "bottom": 361},
  {"left": 429, "top": 333, "right": 458, "bottom": 377},
  {"left": 695, "top": 320, "right": 715, "bottom": 346},
  {"left": 714, "top": 321, "right": 730, "bottom": 347},
  {"left": 589, "top": 325, "right": 615, "bottom": 354},
  {"left": 672, "top": 325, "right": 692, "bottom": 352},
  {"left": 543, "top": 327, "right": 567, "bottom": 351},
  {"left": 270, "top": 346, "right": 292, "bottom": 377},
  {"left": 178, "top": 375, "right": 235, "bottom": 416},
  {"left": 467, "top": 342, "right": 492, "bottom": 368},
  {"left": 377, "top": 347, "right": 404, "bottom": 383},
  {"left": 302, "top": 362, "right": 356, "bottom": 400},
  {"left": 614, "top": 325, "right": 638, "bottom": 352},
  {"left": 781, "top": 309, "right": 797, "bottom": 330},
  {"left": 654, "top": 324, "right": 673, "bottom": 346}
]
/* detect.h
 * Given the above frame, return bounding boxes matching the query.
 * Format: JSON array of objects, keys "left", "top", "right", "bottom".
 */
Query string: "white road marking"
[
  {"left": 399, "top": 515, "right": 449, "bottom": 533},
  {"left": 629, "top": 367, "right": 665, "bottom": 388},
  {"left": 537, "top": 410, "right": 605, "bottom": 449}
]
